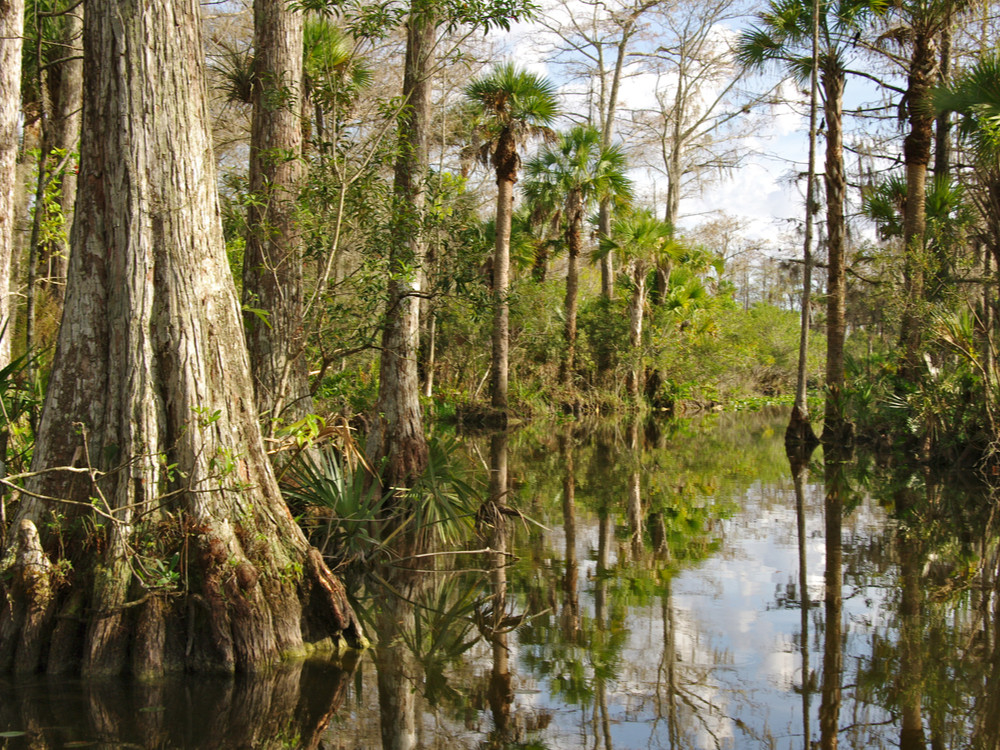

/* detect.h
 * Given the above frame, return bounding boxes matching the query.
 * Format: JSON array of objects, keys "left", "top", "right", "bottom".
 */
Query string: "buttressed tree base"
[{"left": 0, "top": 0, "right": 363, "bottom": 678}]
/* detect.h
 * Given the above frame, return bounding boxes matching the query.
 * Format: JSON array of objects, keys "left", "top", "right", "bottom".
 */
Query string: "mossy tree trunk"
[
  {"left": 367, "top": 0, "right": 434, "bottom": 491},
  {"left": 0, "top": 0, "right": 361, "bottom": 678},
  {"left": 38, "top": 2, "right": 83, "bottom": 304}
]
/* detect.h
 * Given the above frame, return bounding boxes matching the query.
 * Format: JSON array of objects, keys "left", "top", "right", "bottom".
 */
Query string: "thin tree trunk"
[
  {"left": 626, "top": 419, "right": 642, "bottom": 561},
  {"left": 491, "top": 171, "right": 514, "bottom": 411},
  {"left": 897, "top": 487, "right": 926, "bottom": 749},
  {"left": 933, "top": 13, "right": 952, "bottom": 180},
  {"left": 627, "top": 262, "right": 646, "bottom": 399},
  {"left": 0, "top": 0, "right": 25, "bottom": 368},
  {"left": 790, "top": 452, "right": 812, "bottom": 747},
  {"left": 375, "top": 588, "right": 418, "bottom": 750},
  {"left": 243, "top": 0, "right": 311, "bottom": 434},
  {"left": 787, "top": 0, "right": 820, "bottom": 450},
  {"left": 423, "top": 306, "right": 435, "bottom": 399},
  {"left": 41, "top": 2, "right": 83, "bottom": 301},
  {"left": 367, "top": 1, "right": 434, "bottom": 490},
  {"left": 485, "top": 429, "right": 511, "bottom": 745},
  {"left": 561, "top": 203, "right": 583, "bottom": 385},
  {"left": 597, "top": 30, "right": 632, "bottom": 301},
  {"left": 560, "top": 433, "right": 579, "bottom": 639},
  {"left": 0, "top": 0, "right": 361, "bottom": 678}
]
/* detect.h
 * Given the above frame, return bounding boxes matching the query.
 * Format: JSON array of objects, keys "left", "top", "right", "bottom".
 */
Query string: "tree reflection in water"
[
  {"left": 820, "top": 445, "right": 847, "bottom": 750},
  {"left": 5, "top": 410, "right": 1000, "bottom": 748},
  {"left": 789, "top": 448, "right": 814, "bottom": 748},
  {"left": 0, "top": 657, "right": 357, "bottom": 748}
]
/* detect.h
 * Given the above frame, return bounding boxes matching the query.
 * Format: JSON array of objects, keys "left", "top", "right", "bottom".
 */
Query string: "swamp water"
[{"left": 2, "top": 408, "right": 999, "bottom": 749}]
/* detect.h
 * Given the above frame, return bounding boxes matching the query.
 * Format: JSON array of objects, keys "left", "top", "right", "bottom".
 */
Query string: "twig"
[{"left": 392, "top": 546, "right": 517, "bottom": 563}]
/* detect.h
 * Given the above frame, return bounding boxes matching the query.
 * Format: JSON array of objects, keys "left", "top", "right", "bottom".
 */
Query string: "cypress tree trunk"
[
  {"left": 0, "top": 0, "right": 361, "bottom": 678},
  {"left": 0, "top": 0, "right": 24, "bottom": 368},
  {"left": 243, "top": 0, "right": 312, "bottom": 433},
  {"left": 367, "top": 1, "right": 434, "bottom": 490}
]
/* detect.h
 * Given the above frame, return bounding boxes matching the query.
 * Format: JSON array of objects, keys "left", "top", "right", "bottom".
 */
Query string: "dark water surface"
[{"left": 2, "top": 408, "right": 999, "bottom": 749}]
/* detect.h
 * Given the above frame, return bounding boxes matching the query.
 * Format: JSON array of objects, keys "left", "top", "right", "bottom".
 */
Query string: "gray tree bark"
[
  {"left": 243, "top": 0, "right": 312, "bottom": 434},
  {"left": 0, "top": 0, "right": 361, "bottom": 678},
  {"left": 626, "top": 260, "right": 647, "bottom": 398},
  {"left": 0, "top": 0, "right": 25, "bottom": 368}
]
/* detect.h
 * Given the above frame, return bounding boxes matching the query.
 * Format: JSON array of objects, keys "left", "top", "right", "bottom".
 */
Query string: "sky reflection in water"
[{"left": 1, "top": 408, "right": 997, "bottom": 749}]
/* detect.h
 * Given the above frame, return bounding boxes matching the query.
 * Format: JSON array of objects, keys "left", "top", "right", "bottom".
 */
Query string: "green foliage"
[
  {"left": 524, "top": 125, "right": 634, "bottom": 221},
  {"left": 281, "top": 434, "right": 478, "bottom": 558},
  {"left": 281, "top": 444, "right": 387, "bottom": 564},
  {"left": 647, "top": 301, "right": 822, "bottom": 404},
  {"left": 31, "top": 148, "right": 70, "bottom": 252},
  {"left": 0, "top": 347, "right": 42, "bottom": 479},
  {"left": 595, "top": 208, "right": 673, "bottom": 268},
  {"left": 464, "top": 62, "right": 559, "bottom": 176},
  {"left": 842, "top": 317, "right": 992, "bottom": 458},
  {"left": 736, "top": 0, "right": 886, "bottom": 82},
  {"left": 578, "top": 296, "right": 628, "bottom": 386},
  {"left": 936, "top": 50, "right": 1000, "bottom": 162},
  {"left": 290, "top": 0, "right": 539, "bottom": 38},
  {"left": 405, "top": 576, "right": 482, "bottom": 706},
  {"left": 406, "top": 435, "right": 480, "bottom": 545}
]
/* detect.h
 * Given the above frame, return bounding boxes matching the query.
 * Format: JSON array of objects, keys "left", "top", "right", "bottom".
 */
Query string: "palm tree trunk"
[
  {"left": 787, "top": 0, "right": 820, "bottom": 450},
  {"left": 491, "top": 173, "right": 514, "bottom": 410},
  {"left": 820, "top": 448, "right": 845, "bottom": 749},
  {"left": 822, "top": 68, "right": 850, "bottom": 444},
  {"left": 561, "top": 205, "right": 583, "bottom": 385},
  {"left": 900, "top": 31, "right": 937, "bottom": 380}
]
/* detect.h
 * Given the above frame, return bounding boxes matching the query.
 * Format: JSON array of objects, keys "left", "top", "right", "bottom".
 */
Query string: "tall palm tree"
[
  {"left": 738, "top": 0, "right": 883, "bottom": 443},
  {"left": 597, "top": 209, "right": 675, "bottom": 399},
  {"left": 878, "top": 0, "right": 970, "bottom": 379},
  {"left": 525, "top": 125, "right": 633, "bottom": 384},
  {"left": 465, "top": 63, "right": 560, "bottom": 411}
]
